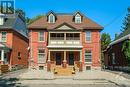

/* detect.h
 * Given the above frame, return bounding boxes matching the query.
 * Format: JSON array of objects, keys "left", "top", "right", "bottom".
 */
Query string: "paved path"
[{"left": 0, "top": 69, "right": 130, "bottom": 87}]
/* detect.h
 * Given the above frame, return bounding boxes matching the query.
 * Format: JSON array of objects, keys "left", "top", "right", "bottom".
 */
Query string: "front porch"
[
  {"left": 47, "top": 49, "right": 83, "bottom": 75},
  {"left": 0, "top": 43, "right": 11, "bottom": 65}
]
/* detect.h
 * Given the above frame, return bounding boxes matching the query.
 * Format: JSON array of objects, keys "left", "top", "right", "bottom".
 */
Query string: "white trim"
[
  {"left": 47, "top": 45, "right": 83, "bottom": 48},
  {"left": 84, "top": 50, "right": 92, "bottom": 63},
  {"left": 75, "top": 13, "right": 81, "bottom": 23},
  {"left": 1, "top": 31, "right": 7, "bottom": 42},
  {"left": 48, "top": 13, "right": 55, "bottom": 23},
  {"left": 38, "top": 31, "right": 45, "bottom": 42},
  {"left": 109, "top": 34, "right": 130, "bottom": 46},
  {"left": 85, "top": 31, "right": 91, "bottom": 43}
]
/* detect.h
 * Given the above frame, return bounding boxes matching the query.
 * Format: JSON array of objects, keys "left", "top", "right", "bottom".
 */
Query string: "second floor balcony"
[{"left": 48, "top": 33, "right": 81, "bottom": 46}]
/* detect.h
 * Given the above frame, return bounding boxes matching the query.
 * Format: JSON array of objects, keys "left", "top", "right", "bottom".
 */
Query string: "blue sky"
[{"left": 15, "top": 0, "right": 130, "bottom": 40}]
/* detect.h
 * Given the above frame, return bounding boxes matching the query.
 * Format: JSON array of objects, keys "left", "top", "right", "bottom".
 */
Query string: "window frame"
[
  {"left": 48, "top": 14, "right": 55, "bottom": 23},
  {"left": 84, "top": 50, "right": 92, "bottom": 63},
  {"left": 37, "top": 49, "right": 46, "bottom": 63},
  {"left": 1, "top": 31, "right": 7, "bottom": 42},
  {"left": 75, "top": 14, "right": 82, "bottom": 23},
  {"left": 85, "top": 31, "right": 91, "bottom": 42},
  {"left": 38, "top": 31, "right": 44, "bottom": 42},
  {"left": 112, "top": 53, "right": 116, "bottom": 64}
]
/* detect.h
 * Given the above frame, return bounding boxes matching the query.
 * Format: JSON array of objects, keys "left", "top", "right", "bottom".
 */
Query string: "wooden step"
[{"left": 54, "top": 66, "right": 75, "bottom": 76}]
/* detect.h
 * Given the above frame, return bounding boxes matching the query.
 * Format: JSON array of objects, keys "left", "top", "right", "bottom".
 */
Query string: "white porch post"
[
  {"left": 47, "top": 50, "right": 51, "bottom": 71},
  {"left": 1, "top": 50, "right": 4, "bottom": 64},
  {"left": 63, "top": 51, "right": 66, "bottom": 62},
  {"left": 48, "top": 51, "right": 50, "bottom": 61},
  {"left": 63, "top": 51, "right": 67, "bottom": 68},
  {"left": 80, "top": 51, "right": 82, "bottom": 62},
  {"left": 79, "top": 50, "right": 83, "bottom": 71}
]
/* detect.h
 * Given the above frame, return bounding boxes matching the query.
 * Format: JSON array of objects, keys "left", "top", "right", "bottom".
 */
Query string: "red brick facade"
[{"left": 0, "top": 30, "right": 28, "bottom": 68}]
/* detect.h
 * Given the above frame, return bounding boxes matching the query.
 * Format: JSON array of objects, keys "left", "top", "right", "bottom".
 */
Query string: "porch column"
[
  {"left": 63, "top": 51, "right": 67, "bottom": 68},
  {"left": 1, "top": 50, "right": 4, "bottom": 64},
  {"left": 79, "top": 50, "right": 83, "bottom": 72},
  {"left": 47, "top": 50, "right": 51, "bottom": 72}
]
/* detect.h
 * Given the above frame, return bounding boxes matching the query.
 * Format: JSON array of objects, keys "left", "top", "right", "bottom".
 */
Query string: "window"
[
  {"left": 75, "top": 14, "right": 81, "bottom": 23},
  {"left": 18, "top": 52, "right": 21, "bottom": 59},
  {"left": 86, "top": 31, "right": 91, "bottom": 42},
  {"left": 1, "top": 31, "right": 7, "bottom": 42},
  {"left": 38, "top": 49, "right": 45, "bottom": 63},
  {"left": 85, "top": 50, "right": 92, "bottom": 63},
  {"left": 48, "top": 14, "right": 55, "bottom": 23},
  {"left": 38, "top": 31, "right": 44, "bottom": 41},
  {"left": 112, "top": 53, "right": 116, "bottom": 64},
  {"left": 50, "top": 33, "right": 64, "bottom": 40}
]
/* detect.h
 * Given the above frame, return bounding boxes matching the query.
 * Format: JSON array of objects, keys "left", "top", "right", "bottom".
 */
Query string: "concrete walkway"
[
  {"left": 0, "top": 69, "right": 130, "bottom": 86},
  {"left": 19, "top": 69, "right": 54, "bottom": 80},
  {"left": 74, "top": 70, "right": 130, "bottom": 86}
]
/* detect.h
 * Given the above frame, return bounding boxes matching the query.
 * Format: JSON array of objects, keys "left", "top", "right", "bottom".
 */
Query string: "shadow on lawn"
[{"left": 0, "top": 78, "right": 26, "bottom": 87}]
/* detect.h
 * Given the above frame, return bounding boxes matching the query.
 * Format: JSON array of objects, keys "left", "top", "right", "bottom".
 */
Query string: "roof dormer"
[
  {"left": 47, "top": 11, "right": 56, "bottom": 23},
  {"left": 0, "top": 13, "right": 5, "bottom": 25},
  {"left": 74, "top": 12, "right": 83, "bottom": 23}
]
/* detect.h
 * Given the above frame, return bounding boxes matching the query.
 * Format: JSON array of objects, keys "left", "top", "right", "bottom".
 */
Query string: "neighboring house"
[
  {"left": 104, "top": 29, "right": 130, "bottom": 71},
  {"left": 28, "top": 11, "right": 103, "bottom": 72},
  {"left": 0, "top": 13, "right": 28, "bottom": 69}
]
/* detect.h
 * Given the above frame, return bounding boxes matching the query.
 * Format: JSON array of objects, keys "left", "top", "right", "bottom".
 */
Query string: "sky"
[{"left": 15, "top": 0, "right": 130, "bottom": 40}]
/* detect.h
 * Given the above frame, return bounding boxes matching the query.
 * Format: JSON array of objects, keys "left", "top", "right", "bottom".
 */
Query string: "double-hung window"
[
  {"left": 38, "top": 31, "right": 44, "bottom": 41},
  {"left": 38, "top": 49, "right": 45, "bottom": 63},
  {"left": 112, "top": 53, "right": 116, "bottom": 64},
  {"left": 1, "top": 31, "right": 7, "bottom": 42},
  {"left": 48, "top": 14, "right": 55, "bottom": 23},
  {"left": 75, "top": 14, "right": 81, "bottom": 23},
  {"left": 86, "top": 31, "right": 91, "bottom": 42},
  {"left": 85, "top": 50, "right": 92, "bottom": 63}
]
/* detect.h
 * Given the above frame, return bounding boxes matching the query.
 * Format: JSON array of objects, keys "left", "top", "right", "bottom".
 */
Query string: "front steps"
[{"left": 53, "top": 66, "right": 75, "bottom": 76}]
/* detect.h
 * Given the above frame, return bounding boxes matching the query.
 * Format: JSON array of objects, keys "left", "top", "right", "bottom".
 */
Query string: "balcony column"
[
  {"left": 79, "top": 50, "right": 83, "bottom": 72},
  {"left": 63, "top": 51, "right": 67, "bottom": 68},
  {"left": 1, "top": 50, "right": 4, "bottom": 64},
  {"left": 47, "top": 50, "right": 51, "bottom": 72}
]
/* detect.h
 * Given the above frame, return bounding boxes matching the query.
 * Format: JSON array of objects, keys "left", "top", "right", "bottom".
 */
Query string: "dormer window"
[
  {"left": 75, "top": 13, "right": 81, "bottom": 23},
  {"left": 48, "top": 13, "right": 55, "bottom": 23}
]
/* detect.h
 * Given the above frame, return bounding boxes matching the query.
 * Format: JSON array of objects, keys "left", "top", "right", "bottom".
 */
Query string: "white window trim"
[
  {"left": 84, "top": 50, "right": 92, "bottom": 63},
  {"left": 37, "top": 48, "right": 46, "bottom": 63},
  {"left": 112, "top": 53, "right": 116, "bottom": 64},
  {"left": 75, "top": 14, "right": 81, "bottom": 23},
  {"left": 85, "top": 31, "right": 91, "bottom": 43},
  {"left": 38, "top": 31, "right": 45, "bottom": 42},
  {"left": 48, "top": 13, "right": 55, "bottom": 23},
  {"left": 1, "top": 31, "right": 7, "bottom": 42}
]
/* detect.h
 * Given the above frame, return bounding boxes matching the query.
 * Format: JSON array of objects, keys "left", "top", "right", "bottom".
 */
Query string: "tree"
[
  {"left": 101, "top": 33, "right": 111, "bottom": 51},
  {"left": 121, "top": 7, "right": 130, "bottom": 32},
  {"left": 27, "top": 15, "right": 43, "bottom": 25},
  {"left": 101, "top": 33, "right": 111, "bottom": 69},
  {"left": 122, "top": 40, "right": 130, "bottom": 68}
]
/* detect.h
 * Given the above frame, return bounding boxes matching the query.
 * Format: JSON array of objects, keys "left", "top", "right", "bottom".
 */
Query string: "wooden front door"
[
  {"left": 69, "top": 52, "right": 74, "bottom": 65},
  {"left": 56, "top": 53, "right": 62, "bottom": 65}
]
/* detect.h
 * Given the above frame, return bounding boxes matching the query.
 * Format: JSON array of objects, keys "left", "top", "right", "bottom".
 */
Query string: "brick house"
[
  {"left": 104, "top": 29, "right": 130, "bottom": 71},
  {"left": 0, "top": 13, "right": 28, "bottom": 69},
  {"left": 28, "top": 11, "right": 103, "bottom": 72}
]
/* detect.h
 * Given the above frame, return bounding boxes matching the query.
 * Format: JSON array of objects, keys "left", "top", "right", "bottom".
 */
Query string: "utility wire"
[{"left": 104, "top": 9, "right": 127, "bottom": 28}]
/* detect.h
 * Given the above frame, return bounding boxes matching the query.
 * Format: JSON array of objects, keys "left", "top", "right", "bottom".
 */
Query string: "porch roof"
[
  {"left": 47, "top": 45, "right": 83, "bottom": 48},
  {"left": 0, "top": 43, "right": 12, "bottom": 50}
]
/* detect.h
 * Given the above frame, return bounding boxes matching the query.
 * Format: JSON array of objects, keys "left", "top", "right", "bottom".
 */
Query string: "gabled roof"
[{"left": 28, "top": 11, "right": 103, "bottom": 30}]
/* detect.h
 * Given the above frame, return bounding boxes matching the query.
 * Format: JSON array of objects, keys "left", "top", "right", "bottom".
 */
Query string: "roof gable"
[{"left": 53, "top": 22, "right": 77, "bottom": 30}]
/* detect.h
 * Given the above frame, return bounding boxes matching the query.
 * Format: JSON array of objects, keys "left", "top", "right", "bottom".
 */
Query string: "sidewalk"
[
  {"left": 74, "top": 70, "right": 130, "bottom": 86},
  {"left": 19, "top": 69, "right": 54, "bottom": 80}
]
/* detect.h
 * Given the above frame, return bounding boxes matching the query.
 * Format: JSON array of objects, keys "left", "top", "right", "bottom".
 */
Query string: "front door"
[
  {"left": 56, "top": 53, "right": 61, "bottom": 65},
  {"left": 69, "top": 52, "right": 74, "bottom": 65}
]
